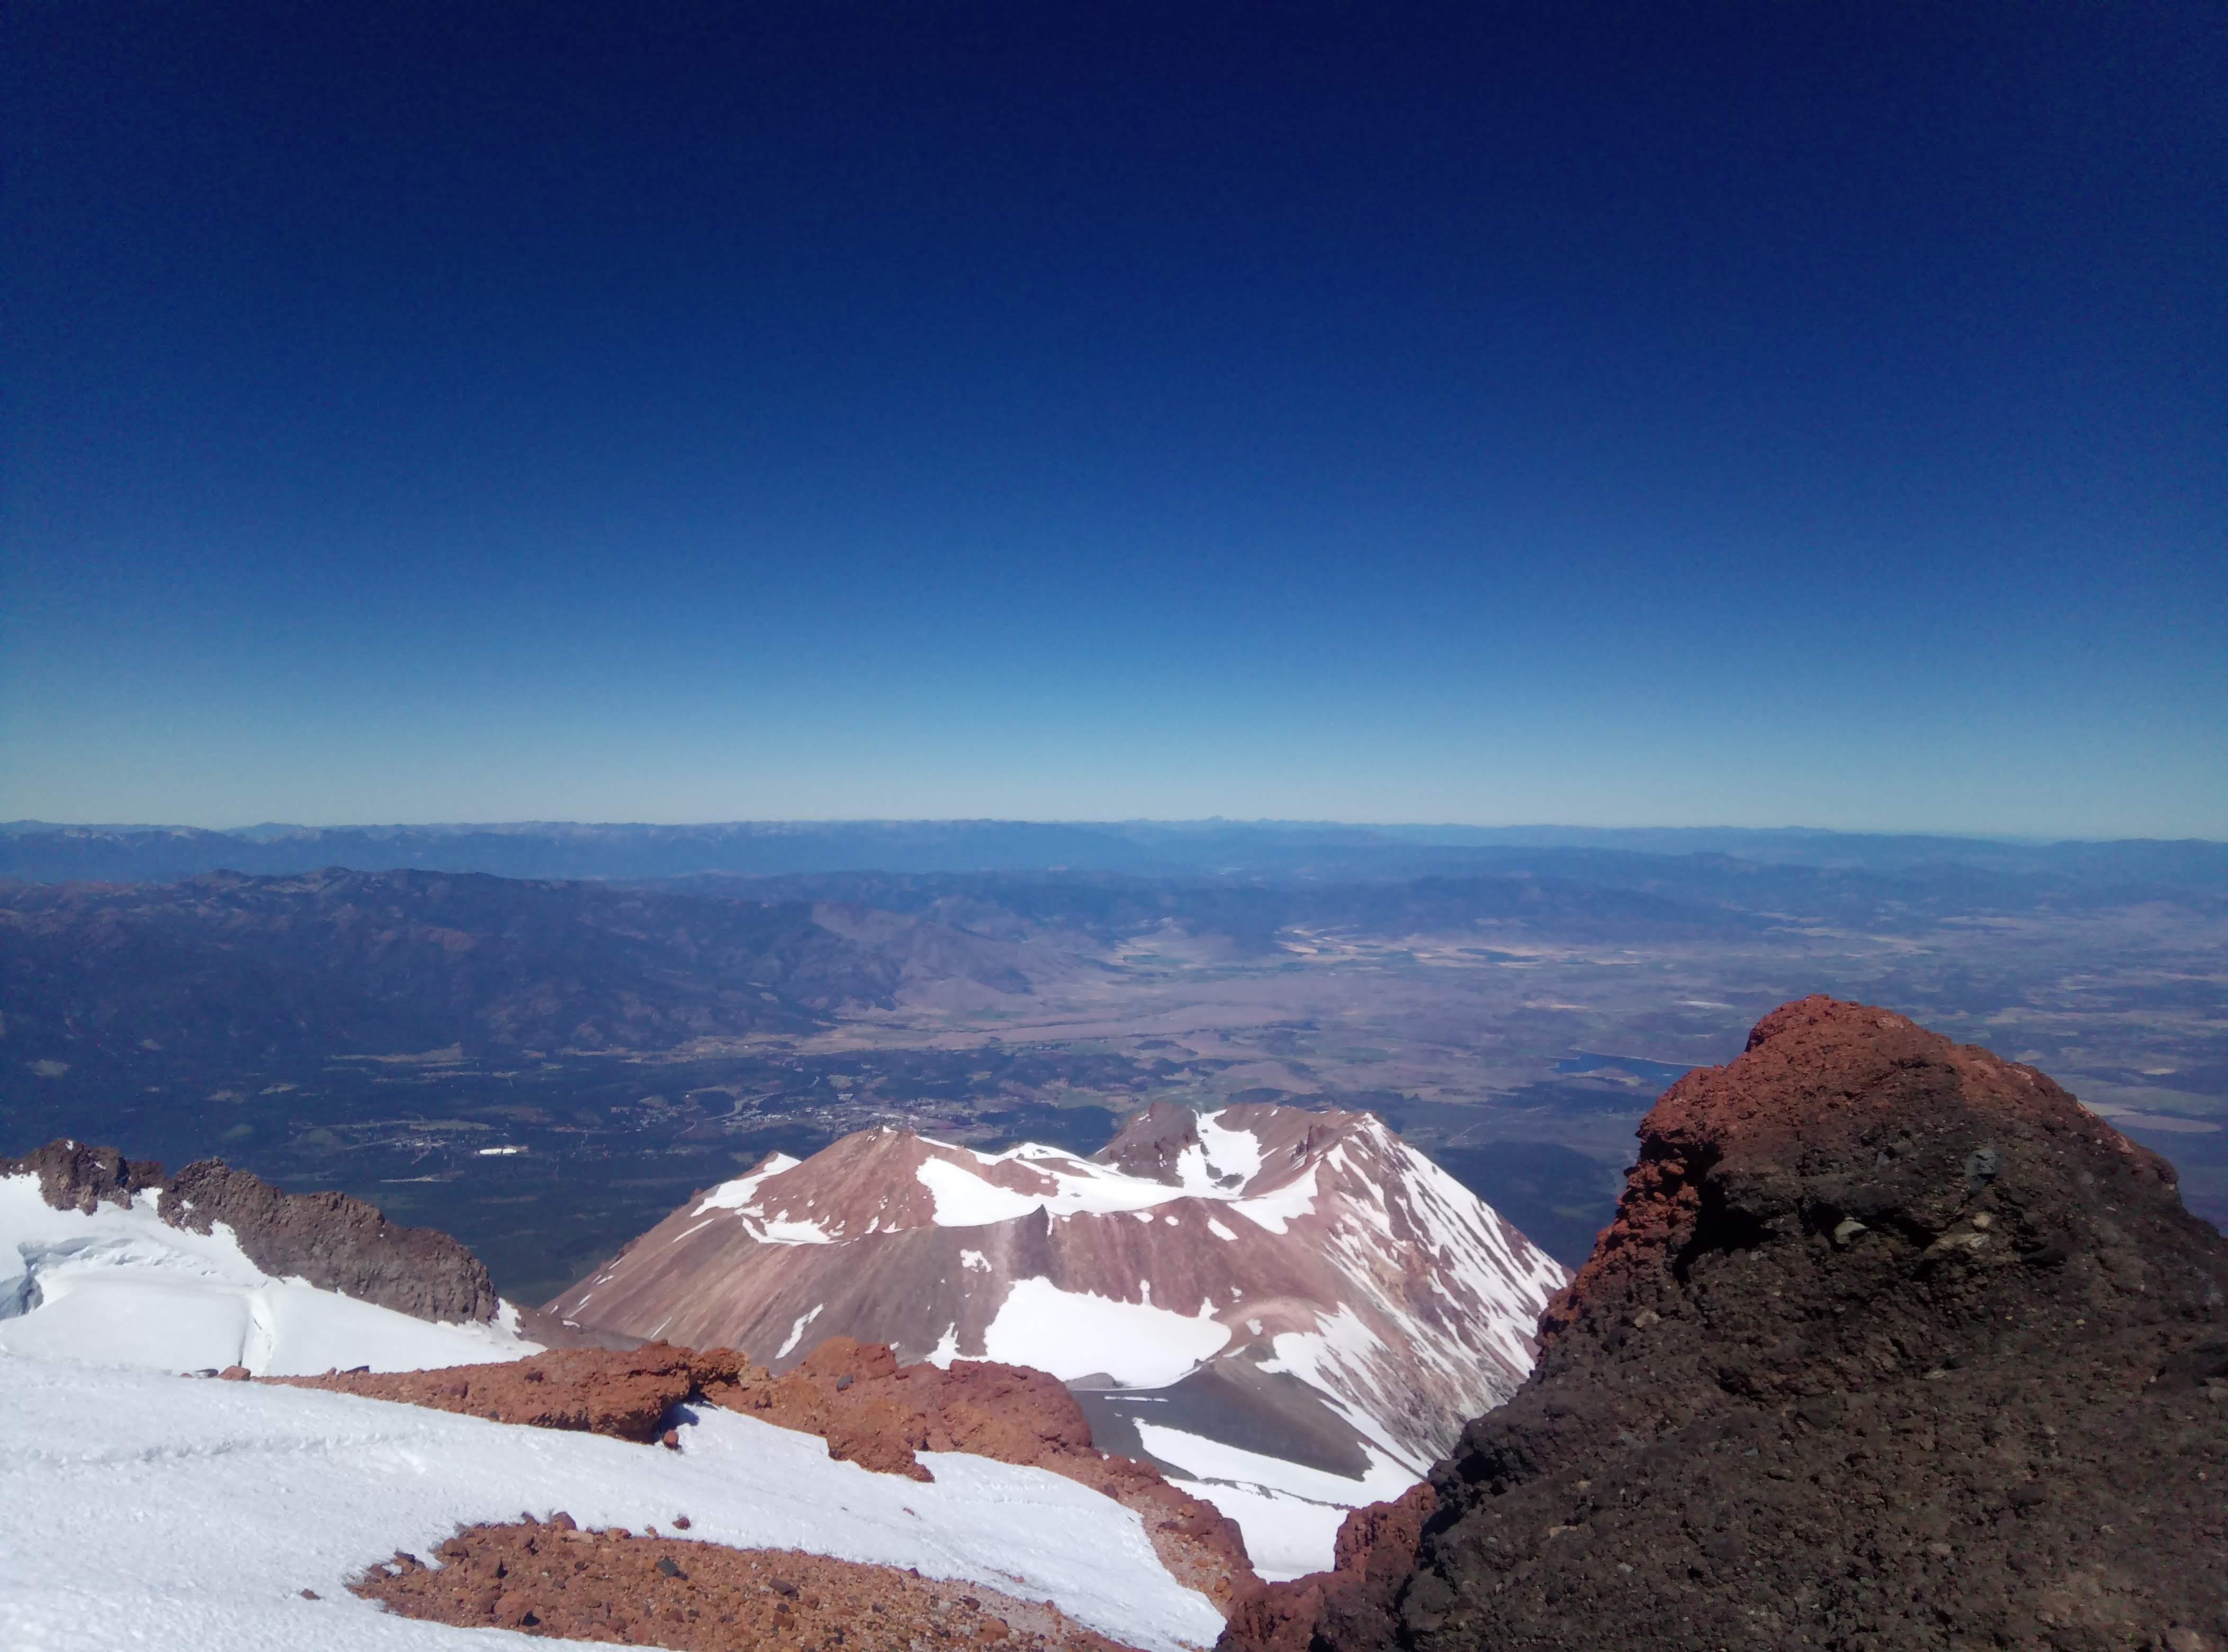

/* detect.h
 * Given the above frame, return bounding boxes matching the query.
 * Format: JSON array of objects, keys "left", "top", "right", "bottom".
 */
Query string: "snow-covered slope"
[
  {"left": 0, "top": 1173, "right": 539, "bottom": 1375},
  {"left": 0, "top": 1355, "right": 1225, "bottom": 1652},
  {"left": 548, "top": 1103, "right": 1570, "bottom": 1575}
]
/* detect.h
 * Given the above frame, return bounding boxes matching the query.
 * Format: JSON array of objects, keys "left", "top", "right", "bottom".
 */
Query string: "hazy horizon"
[{"left": 7, "top": 814, "right": 2221, "bottom": 850}]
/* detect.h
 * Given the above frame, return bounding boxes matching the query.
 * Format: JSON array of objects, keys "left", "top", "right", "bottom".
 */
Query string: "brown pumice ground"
[
  {"left": 351, "top": 1513, "right": 1140, "bottom": 1652},
  {"left": 284, "top": 1335, "right": 1256, "bottom": 1609}
]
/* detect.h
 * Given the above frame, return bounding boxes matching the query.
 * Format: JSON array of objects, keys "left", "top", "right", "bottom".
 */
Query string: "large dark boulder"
[
  {"left": 161, "top": 1157, "right": 499, "bottom": 1323},
  {"left": 1225, "top": 996, "right": 2228, "bottom": 1652}
]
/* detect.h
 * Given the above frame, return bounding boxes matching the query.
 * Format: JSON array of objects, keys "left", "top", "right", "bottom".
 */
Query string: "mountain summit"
[
  {"left": 547, "top": 1102, "right": 1568, "bottom": 1575},
  {"left": 1225, "top": 997, "right": 2228, "bottom": 1651}
]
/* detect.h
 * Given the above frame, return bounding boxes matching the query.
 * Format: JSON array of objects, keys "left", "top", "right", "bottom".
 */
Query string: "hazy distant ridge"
[{"left": 3, "top": 819, "right": 2223, "bottom": 890}]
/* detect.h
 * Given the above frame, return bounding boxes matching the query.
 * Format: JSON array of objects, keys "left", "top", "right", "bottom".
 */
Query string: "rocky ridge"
[
  {"left": 274, "top": 1343, "right": 727, "bottom": 1443},
  {"left": 1221, "top": 996, "right": 2228, "bottom": 1652},
  {"left": 352, "top": 1514, "right": 1135, "bottom": 1651},
  {"left": 285, "top": 1333, "right": 1257, "bottom": 1609},
  {"left": 1, "top": 1137, "right": 499, "bottom": 1323}
]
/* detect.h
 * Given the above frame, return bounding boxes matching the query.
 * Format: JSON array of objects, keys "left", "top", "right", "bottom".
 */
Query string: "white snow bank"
[
  {"left": 915, "top": 1157, "right": 1049, "bottom": 1226},
  {"left": 1191, "top": 1114, "right": 1265, "bottom": 1186},
  {"left": 1227, "top": 1161, "right": 1319, "bottom": 1234},
  {"left": 982, "top": 1277, "right": 1232, "bottom": 1387},
  {"left": 776, "top": 1304, "right": 824, "bottom": 1358},
  {"left": 0, "top": 1354, "right": 1225, "bottom": 1652},
  {"left": 1134, "top": 1422, "right": 1419, "bottom": 1583},
  {"left": 692, "top": 1153, "right": 803, "bottom": 1215},
  {"left": 1133, "top": 1422, "right": 1417, "bottom": 1509},
  {"left": 0, "top": 1175, "right": 537, "bottom": 1377},
  {"left": 912, "top": 1111, "right": 1276, "bottom": 1230},
  {"left": 1163, "top": 1479, "right": 1349, "bottom": 1584}
]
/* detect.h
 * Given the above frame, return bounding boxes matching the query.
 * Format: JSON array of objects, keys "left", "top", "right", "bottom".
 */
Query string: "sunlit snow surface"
[
  {"left": 0, "top": 1175, "right": 538, "bottom": 1376},
  {"left": 983, "top": 1277, "right": 1231, "bottom": 1386},
  {"left": 1133, "top": 1422, "right": 1420, "bottom": 1583},
  {"left": 0, "top": 1356, "right": 1226, "bottom": 1652}
]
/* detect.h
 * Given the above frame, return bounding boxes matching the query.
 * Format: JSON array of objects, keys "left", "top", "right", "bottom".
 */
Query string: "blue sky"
[{"left": 4, "top": 3, "right": 2223, "bottom": 834}]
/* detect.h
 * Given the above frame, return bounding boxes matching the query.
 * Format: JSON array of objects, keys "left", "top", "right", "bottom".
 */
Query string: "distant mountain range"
[
  {"left": 4, "top": 817, "right": 2225, "bottom": 897},
  {"left": 0, "top": 865, "right": 1741, "bottom": 1067}
]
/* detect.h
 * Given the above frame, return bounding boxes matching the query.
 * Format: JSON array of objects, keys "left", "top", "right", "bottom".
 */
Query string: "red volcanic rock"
[
  {"left": 1223, "top": 1484, "right": 1436, "bottom": 1652},
  {"left": 1224, "top": 997, "right": 2228, "bottom": 1652},
  {"left": 276, "top": 1344, "right": 743, "bottom": 1443},
  {"left": 1329, "top": 1482, "right": 1435, "bottom": 1583},
  {"left": 279, "top": 1331, "right": 1255, "bottom": 1608},
  {"left": 713, "top": 1336, "right": 1257, "bottom": 1606},
  {"left": 352, "top": 1516, "right": 1137, "bottom": 1651}
]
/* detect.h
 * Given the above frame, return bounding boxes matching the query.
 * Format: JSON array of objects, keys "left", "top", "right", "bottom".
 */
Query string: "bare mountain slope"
[{"left": 546, "top": 1103, "right": 1567, "bottom": 1574}]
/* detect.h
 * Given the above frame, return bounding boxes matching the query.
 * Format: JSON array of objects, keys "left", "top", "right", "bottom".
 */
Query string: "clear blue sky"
[{"left": 4, "top": 3, "right": 2223, "bottom": 834}]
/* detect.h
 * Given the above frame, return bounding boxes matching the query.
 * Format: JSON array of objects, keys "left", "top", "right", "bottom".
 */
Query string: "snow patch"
[
  {"left": 1194, "top": 1111, "right": 1265, "bottom": 1186},
  {"left": 777, "top": 1304, "right": 825, "bottom": 1358},
  {"left": 916, "top": 1159, "right": 1048, "bottom": 1227},
  {"left": 926, "top": 1322, "right": 962, "bottom": 1368},
  {"left": 982, "top": 1278, "right": 1231, "bottom": 1388},
  {"left": 694, "top": 1153, "right": 803, "bottom": 1215},
  {"left": 1229, "top": 1161, "right": 1319, "bottom": 1234},
  {"left": 1163, "top": 1478, "right": 1347, "bottom": 1584},
  {"left": 1136, "top": 1423, "right": 1420, "bottom": 1582}
]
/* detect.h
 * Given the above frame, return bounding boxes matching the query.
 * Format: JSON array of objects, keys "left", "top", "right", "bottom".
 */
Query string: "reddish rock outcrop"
[
  {"left": 276, "top": 1343, "right": 741, "bottom": 1443},
  {"left": 1223, "top": 997, "right": 2228, "bottom": 1652},
  {"left": 712, "top": 1337, "right": 1256, "bottom": 1607},
  {"left": 284, "top": 1332, "right": 1257, "bottom": 1608},
  {"left": 1223, "top": 1484, "right": 1437, "bottom": 1652},
  {"left": 350, "top": 1514, "right": 1137, "bottom": 1651}
]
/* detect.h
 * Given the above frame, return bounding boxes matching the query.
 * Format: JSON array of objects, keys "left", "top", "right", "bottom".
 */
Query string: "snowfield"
[
  {"left": 981, "top": 1277, "right": 1232, "bottom": 1387},
  {"left": 0, "top": 1354, "right": 1228, "bottom": 1652},
  {"left": 1133, "top": 1422, "right": 1421, "bottom": 1583},
  {"left": 0, "top": 1174, "right": 540, "bottom": 1376}
]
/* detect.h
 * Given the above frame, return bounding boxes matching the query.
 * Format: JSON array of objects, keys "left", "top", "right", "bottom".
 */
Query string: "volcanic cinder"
[{"left": 1223, "top": 996, "right": 2228, "bottom": 1652}]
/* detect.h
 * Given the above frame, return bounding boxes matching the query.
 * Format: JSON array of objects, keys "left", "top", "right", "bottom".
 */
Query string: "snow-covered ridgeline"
[
  {"left": 0, "top": 1357, "right": 1225, "bottom": 1652},
  {"left": 0, "top": 1174, "right": 538, "bottom": 1376}
]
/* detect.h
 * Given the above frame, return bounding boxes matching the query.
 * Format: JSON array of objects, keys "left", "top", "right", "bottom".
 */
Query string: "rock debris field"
[{"left": 354, "top": 1513, "right": 1129, "bottom": 1651}]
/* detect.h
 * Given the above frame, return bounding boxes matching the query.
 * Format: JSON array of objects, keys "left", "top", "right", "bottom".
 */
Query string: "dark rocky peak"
[
  {"left": 4, "top": 1136, "right": 500, "bottom": 1325},
  {"left": 1225, "top": 996, "right": 2228, "bottom": 1652},
  {"left": 1534, "top": 994, "right": 2218, "bottom": 1362},
  {"left": 162, "top": 1158, "right": 500, "bottom": 1324},
  {"left": 0, "top": 1138, "right": 165, "bottom": 1214},
  {"left": 1091, "top": 1100, "right": 1203, "bottom": 1182}
]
